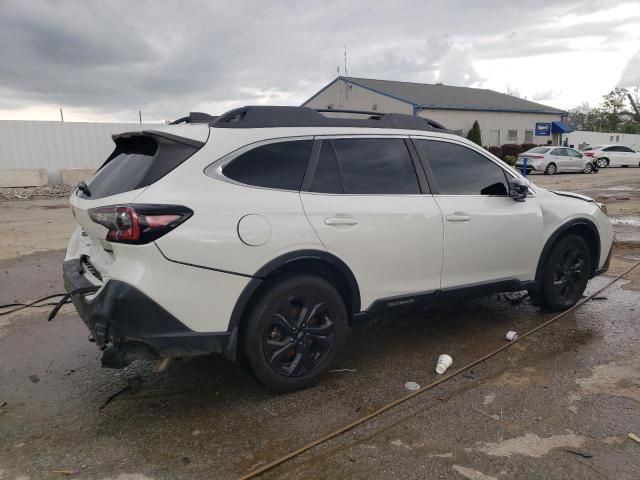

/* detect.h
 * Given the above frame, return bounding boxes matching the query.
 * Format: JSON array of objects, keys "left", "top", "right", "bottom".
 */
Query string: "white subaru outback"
[{"left": 63, "top": 106, "right": 613, "bottom": 392}]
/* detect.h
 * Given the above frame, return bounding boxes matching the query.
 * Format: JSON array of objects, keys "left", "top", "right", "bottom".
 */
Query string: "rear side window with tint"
[
  {"left": 222, "top": 140, "right": 312, "bottom": 190},
  {"left": 309, "top": 141, "right": 345, "bottom": 194},
  {"left": 83, "top": 134, "right": 200, "bottom": 199},
  {"left": 415, "top": 140, "right": 508, "bottom": 196},
  {"left": 330, "top": 138, "right": 420, "bottom": 194}
]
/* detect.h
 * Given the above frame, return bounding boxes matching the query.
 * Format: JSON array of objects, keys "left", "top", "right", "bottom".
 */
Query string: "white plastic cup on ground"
[
  {"left": 506, "top": 331, "right": 519, "bottom": 341},
  {"left": 435, "top": 354, "right": 453, "bottom": 374}
]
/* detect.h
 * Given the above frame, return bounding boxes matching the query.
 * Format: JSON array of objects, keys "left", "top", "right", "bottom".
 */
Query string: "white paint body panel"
[
  {"left": 300, "top": 192, "right": 444, "bottom": 309},
  {"left": 435, "top": 195, "right": 543, "bottom": 288},
  {"left": 65, "top": 227, "right": 249, "bottom": 332}
]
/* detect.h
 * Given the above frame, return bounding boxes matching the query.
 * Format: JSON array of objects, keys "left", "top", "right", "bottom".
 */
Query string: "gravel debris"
[{"left": 0, "top": 185, "right": 74, "bottom": 201}]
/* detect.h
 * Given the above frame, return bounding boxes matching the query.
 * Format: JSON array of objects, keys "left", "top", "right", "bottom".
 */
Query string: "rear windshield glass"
[
  {"left": 81, "top": 134, "right": 200, "bottom": 199},
  {"left": 527, "top": 147, "right": 550, "bottom": 153}
]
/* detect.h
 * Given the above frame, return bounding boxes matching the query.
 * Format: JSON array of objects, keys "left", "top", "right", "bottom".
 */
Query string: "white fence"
[
  {"left": 0, "top": 120, "right": 159, "bottom": 184},
  {"left": 564, "top": 130, "right": 640, "bottom": 150}
]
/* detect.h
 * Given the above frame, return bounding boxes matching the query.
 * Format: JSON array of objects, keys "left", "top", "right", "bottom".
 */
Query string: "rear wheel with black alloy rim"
[
  {"left": 243, "top": 274, "right": 348, "bottom": 392},
  {"left": 545, "top": 163, "right": 557, "bottom": 175},
  {"left": 539, "top": 234, "right": 591, "bottom": 311},
  {"left": 597, "top": 157, "right": 609, "bottom": 168}
]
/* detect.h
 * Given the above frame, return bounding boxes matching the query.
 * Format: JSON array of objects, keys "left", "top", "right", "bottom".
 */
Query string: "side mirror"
[{"left": 508, "top": 177, "right": 529, "bottom": 202}]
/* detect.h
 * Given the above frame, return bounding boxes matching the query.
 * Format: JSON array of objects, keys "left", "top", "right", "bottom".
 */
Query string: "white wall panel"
[{"left": 0, "top": 120, "right": 158, "bottom": 184}]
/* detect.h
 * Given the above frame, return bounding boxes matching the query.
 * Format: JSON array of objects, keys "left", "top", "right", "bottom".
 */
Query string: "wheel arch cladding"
[
  {"left": 228, "top": 250, "right": 361, "bottom": 333},
  {"left": 535, "top": 218, "right": 601, "bottom": 283}
]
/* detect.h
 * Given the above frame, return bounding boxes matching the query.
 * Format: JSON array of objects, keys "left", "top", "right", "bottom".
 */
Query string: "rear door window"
[
  {"left": 329, "top": 138, "right": 420, "bottom": 194},
  {"left": 222, "top": 140, "right": 313, "bottom": 190},
  {"left": 309, "top": 142, "right": 345, "bottom": 194},
  {"left": 414, "top": 140, "right": 508, "bottom": 196},
  {"left": 83, "top": 134, "right": 201, "bottom": 199}
]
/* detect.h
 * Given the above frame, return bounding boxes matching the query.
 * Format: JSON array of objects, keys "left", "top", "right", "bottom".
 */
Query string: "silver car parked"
[{"left": 516, "top": 146, "right": 596, "bottom": 175}]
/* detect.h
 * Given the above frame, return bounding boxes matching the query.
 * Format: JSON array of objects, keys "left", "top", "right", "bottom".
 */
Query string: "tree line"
[{"left": 567, "top": 87, "right": 640, "bottom": 134}]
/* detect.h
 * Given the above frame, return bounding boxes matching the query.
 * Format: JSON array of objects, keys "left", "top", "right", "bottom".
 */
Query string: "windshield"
[{"left": 527, "top": 147, "right": 550, "bottom": 153}]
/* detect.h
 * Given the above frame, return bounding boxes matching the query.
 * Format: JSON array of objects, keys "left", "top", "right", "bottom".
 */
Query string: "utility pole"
[
  {"left": 59, "top": 108, "right": 64, "bottom": 122},
  {"left": 628, "top": 93, "right": 640, "bottom": 122},
  {"left": 138, "top": 110, "right": 142, "bottom": 124}
]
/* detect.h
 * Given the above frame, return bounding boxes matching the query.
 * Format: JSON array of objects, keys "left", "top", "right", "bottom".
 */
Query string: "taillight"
[
  {"left": 584, "top": 152, "right": 595, "bottom": 157},
  {"left": 88, "top": 204, "right": 192, "bottom": 244}
]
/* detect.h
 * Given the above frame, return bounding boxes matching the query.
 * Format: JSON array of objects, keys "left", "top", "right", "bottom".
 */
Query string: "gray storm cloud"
[{"left": 0, "top": 0, "right": 635, "bottom": 121}]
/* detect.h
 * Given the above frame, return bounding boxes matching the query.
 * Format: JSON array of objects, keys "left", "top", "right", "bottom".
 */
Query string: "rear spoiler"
[{"left": 111, "top": 130, "right": 205, "bottom": 149}]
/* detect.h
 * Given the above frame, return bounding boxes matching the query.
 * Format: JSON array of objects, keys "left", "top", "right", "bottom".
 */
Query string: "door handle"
[
  {"left": 324, "top": 217, "right": 359, "bottom": 226},
  {"left": 445, "top": 212, "right": 471, "bottom": 222}
]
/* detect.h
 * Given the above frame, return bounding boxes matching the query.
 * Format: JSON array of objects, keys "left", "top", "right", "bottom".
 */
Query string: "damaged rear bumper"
[{"left": 63, "top": 259, "right": 235, "bottom": 368}]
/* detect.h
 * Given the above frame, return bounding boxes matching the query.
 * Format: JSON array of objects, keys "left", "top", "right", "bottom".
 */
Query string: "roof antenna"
[
  {"left": 344, "top": 45, "right": 349, "bottom": 100},
  {"left": 344, "top": 45, "right": 348, "bottom": 79}
]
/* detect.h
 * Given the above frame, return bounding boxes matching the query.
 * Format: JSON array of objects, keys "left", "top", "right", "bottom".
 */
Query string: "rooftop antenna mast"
[{"left": 344, "top": 45, "right": 349, "bottom": 100}]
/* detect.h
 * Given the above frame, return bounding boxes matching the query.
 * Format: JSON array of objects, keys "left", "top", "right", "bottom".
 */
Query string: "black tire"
[
  {"left": 544, "top": 163, "right": 557, "bottom": 175},
  {"left": 596, "top": 157, "right": 609, "bottom": 168},
  {"left": 538, "top": 234, "right": 591, "bottom": 311},
  {"left": 243, "top": 274, "right": 348, "bottom": 392},
  {"left": 582, "top": 163, "right": 593, "bottom": 174}
]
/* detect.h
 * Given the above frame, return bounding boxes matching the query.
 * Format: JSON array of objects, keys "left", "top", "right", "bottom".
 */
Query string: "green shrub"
[
  {"left": 503, "top": 155, "right": 517, "bottom": 166},
  {"left": 466, "top": 120, "right": 482, "bottom": 146},
  {"left": 521, "top": 143, "right": 537, "bottom": 152}
]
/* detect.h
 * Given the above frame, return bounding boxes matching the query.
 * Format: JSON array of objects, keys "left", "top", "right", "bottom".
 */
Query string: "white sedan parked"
[
  {"left": 516, "top": 146, "right": 596, "bottom": 175},
  {"left": 582, "top": 144, "right": 640, "bottom": 168}
]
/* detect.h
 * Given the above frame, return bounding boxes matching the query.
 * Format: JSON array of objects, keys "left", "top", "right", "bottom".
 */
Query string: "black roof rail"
[
  {"left": 170, "top": 112, "right": 218, "bottom": 125},
  {"left": 209, "top": 106, "right": 448, "bottom": 132}
]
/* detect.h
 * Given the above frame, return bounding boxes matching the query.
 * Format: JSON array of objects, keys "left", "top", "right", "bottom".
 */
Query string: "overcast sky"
[{"left": 1, "top": 0, "right": 639, "bottom": 123}]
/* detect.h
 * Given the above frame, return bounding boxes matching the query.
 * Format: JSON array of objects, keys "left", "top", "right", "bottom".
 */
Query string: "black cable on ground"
[
  {"left": 0, "top": 301, "right": 70, "bottom": 309},
  {"left": 0, "top": 293, "right": 67, "bottom": 317},
  {"left": 0, "top": 286, "right": 99, "bottom": 318},
  {"left": 238, "top": 260, "right": 640, "bottom": 480}
]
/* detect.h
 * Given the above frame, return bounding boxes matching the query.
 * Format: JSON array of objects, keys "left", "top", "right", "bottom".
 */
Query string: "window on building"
[
  {"left": 507, "top": 130, "right": 518, "bottom": 142},
  {"left": 414, "top": 140, "right": 509, "bottom": 196},
  {"left": 524, "top": 130, "right": 534, "bottom": 143},
  {"left": 222, "top": 140, "right": 312, "bottom": 190},
  {"left": 489, "top": 129, "right": 501, "bottom": 146},
  {"left": 308, "top": 138, "right": 421, "bottom": 195}
]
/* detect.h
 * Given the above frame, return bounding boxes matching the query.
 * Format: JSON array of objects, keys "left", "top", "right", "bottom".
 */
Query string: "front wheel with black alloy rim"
[
  {"left": 597, "top": 157, "right": 609, "bottom": 168},
  {"left": 544, "top": 163, "right": 557, "bottom": 175},
  {"left": 538, "top": 234, "right": 591, "bottom": 311},
  {"left": 243, "top": 274, "right": 348, "bottom": 392}
]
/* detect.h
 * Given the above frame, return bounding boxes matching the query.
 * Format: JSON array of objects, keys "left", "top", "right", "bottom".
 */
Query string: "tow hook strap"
[{"left": 47, "top": 286, "right": 99, "bottom": 321}]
